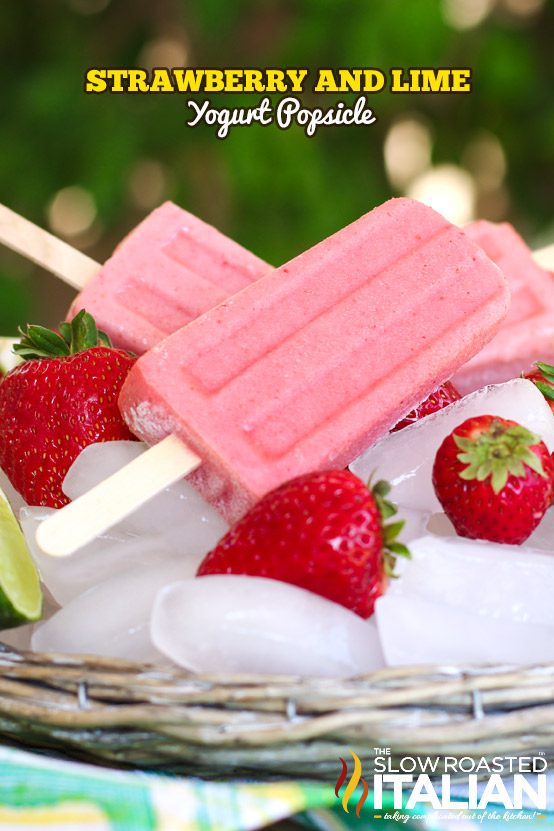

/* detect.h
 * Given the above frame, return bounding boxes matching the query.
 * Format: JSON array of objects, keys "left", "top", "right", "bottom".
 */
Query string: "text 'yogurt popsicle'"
[{"left": 36, "top": 197, "right": 510, "bottom": 557}]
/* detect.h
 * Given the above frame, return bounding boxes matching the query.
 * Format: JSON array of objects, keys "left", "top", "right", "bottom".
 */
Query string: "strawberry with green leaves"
[
  {"left": 197, "top": 469, "right": 409, "bottom": 618},
  {"left": 432, "top": 415, "right": 554, "bottom": 544},
  {"left": 524, "top": 361, "right": 554, "bottom": 415},
  {"left": 0, "top": 311, "right": 137, "bottom": 508}
]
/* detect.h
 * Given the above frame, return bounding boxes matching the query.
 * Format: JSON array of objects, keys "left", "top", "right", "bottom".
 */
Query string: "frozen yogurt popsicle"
[
  {"left": 68, "top": 202, "right": 271, "bottom": 354},
  {"left": 0, "top": 202, "right": 270, "bottom": 356},
  {"left": 36, "top": 197, "right": 510, "bottom": 557},
  {"left": 123, "top": 198, "right": 510, "bottom": 516},
  {"left": 454, "top": 220, "right": 554, "bottom": 394}
]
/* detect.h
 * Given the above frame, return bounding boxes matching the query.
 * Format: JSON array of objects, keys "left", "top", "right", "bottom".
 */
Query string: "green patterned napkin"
[{"left": 0, "top": 746, "right": 551, "bottom": 830}]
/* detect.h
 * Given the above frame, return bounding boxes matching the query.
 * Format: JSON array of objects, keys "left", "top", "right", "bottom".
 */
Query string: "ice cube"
[
  {"left": 151, "top": 576, "right": 384, "bottom": 678},
  {"left": 350, "top": 380, "right": 554, "bottom": 513},
  {"left": 62, "top": 440, "right": 145, "bottom": 496},
  {"left": 62, "top": 441, "right": 228, "bottom": 556},
  {"left": 376, "top": 595, "right": 554, "bottom": 665},
  {"left": 21, "top": 506, "right": 204, "bottom": 606},
  {"left": 396, "top": 508, "right": 431, "bottom": 543},
  {"left": 388, "top": 535, "right": 554, "bottom": 626},
  {"left": 31, "top": 558, "right": 196, "bottom": 663}
]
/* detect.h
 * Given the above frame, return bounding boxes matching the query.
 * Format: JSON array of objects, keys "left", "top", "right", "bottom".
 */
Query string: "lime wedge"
[{"left": 0, "top": 489, "right": 42, "bottom": 628}]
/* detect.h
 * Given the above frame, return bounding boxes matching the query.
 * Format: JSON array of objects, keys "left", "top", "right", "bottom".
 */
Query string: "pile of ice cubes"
[{"left": 2, "top": 378, "right": 554, "bottom": 677}]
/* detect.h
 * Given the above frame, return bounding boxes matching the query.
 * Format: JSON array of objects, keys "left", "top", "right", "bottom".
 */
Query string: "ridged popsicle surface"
[
  {"left": 70, "top": 202, "right": 270, "bottom": 354},
  {"left": 454, "top": 220, "right": 554, "bottom": 393},
  {"left": 120, "top": 198, "right": 510, "bottom": 522}
]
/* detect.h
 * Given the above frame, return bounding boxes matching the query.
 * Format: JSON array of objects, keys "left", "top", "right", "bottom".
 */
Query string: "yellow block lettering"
[
  {"left": 85, "top": 68, "right": 106, "bottom": 93},
  {"left": 409, "top": 69, "right": 422, "bottom": 92},
  {"left": 390, "top": 68, "right": 410, "bottom": 92},
  {"left": 265, "top": 69, "right": 288, "bottom": 93},
  {"left": 451, "top": 68, "right": 472, "bottom": 91},
  {"left": 422, "top": 69, "right": 448, "bottom": 92},
  {"left": 172, "top": 69, "right": 205, "bottom": 93},
  {"left": 243, "top": 69, "right": 265, "bottom": 93},
  {"left": 224, "top": 69, "right": 244, "bottom": 92},
  {"left": 204, "top": 69, "right": 225, "bottom": 92},
  {"left": 106, "top": 69, "right": 129, "bottom": 92},
  {"left": 149, "top": 69, "right": 174, "bottom": 92},
  {"left": 338, "top": 69, "right": 362, "bottom": 92},
  {"left": 363, "top": 69, "right": 385, "bottom": 92},
  {"left": 286, "top": 68, "right": 309, "bottom": 93},
  {"left": 127, "top": 69, "right": 149, "bottom": 93},
  {"left": 313, "top": 68, "right": 339, "bottom": 93}
]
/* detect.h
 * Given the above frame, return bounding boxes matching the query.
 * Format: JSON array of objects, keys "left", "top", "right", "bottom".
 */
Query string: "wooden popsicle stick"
[
  {"left": 36, "top": 435, "right": 201, "bottom": 557},
  {"left": 0, "top": 204, "right": 100, "bottom": 290}
]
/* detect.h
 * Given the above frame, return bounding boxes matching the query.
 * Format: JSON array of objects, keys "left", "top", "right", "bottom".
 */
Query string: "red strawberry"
[
  {"left": 392, "top": 381, "right": 461, "bottom": 432},
  {"left": 197, "top": 470, "right": 409, "bottom": 618},
  {"left": 432, "top": 415, "right": 554, "bottom": 544},
  {"left": 0, "top": 311, "right": 137, "bottom": 508},
  {"left": 523, "top": 362, "right": 554, "bottom": 415}
]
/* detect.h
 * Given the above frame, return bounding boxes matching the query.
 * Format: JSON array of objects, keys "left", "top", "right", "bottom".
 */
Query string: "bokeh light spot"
[
  {"left": 442, "top": 0, "right": 494, "bottom": 29},
  {"left": 128, "top": 160, "right": 168, "bottom": 211},
  {"left": 500, "top": 0, "right": 545, "bottom": 16},
  {"left": 138, "top": 37, "right": 188, "bottom": 70},
  {"left": 384, "top": 118, "right": 432, "bottom": 190},
  {"left": 463, "top": 131, "right": 507, "bottom": 193},
  {"left": 407, "top": 165, "right": 476, "bottom": 225},
  {"left": 47, "top": 186, "right": 97, "bottom": 239}
]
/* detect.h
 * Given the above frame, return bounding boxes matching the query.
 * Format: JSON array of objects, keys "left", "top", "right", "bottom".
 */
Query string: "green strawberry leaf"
[
  {"left": 13, "top": 325, "right": 70, "bottom": 359},
  {"left": 13, "top": 310, "right": 114, "bottom": 361},
  {"left": 454, "top": 419, "right": 546, "bottom": 494},
  {"left": 369, "top": 475, "right": 411, "bottom": 579},
  {"left": 532, "top": 380, "right": 554, "bottom": 402},
  {"left": 98, "top": 329, "right": 112, "bottom": 348},
  {"left": 58, "top": 322, "right": 73, "bottom": 347},
  {"left": 535, "top": 361, "right": 554, "bottom": 382}
]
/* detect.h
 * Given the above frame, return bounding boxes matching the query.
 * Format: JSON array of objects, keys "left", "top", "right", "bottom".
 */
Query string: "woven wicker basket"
[{"left": 1, "top": 642, "right": 553, "bottom": 779}]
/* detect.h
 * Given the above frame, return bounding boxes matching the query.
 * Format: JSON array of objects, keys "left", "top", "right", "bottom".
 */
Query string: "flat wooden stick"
[
  {"left": 0, "top": 204, "right": 100, "bottom": 290},
  {"left": 36, "top": 435, "right": 201, "bottom": 557}
]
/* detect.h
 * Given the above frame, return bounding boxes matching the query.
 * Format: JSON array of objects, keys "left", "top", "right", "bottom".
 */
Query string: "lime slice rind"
[{"left": 0, "top": 490, "right": 42, "bottom": 627}]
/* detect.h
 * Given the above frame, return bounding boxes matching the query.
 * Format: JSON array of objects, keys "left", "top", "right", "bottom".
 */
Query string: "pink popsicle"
[
  {"left": 119, "top": 198, "right": 510, "bottom": 523},
  {"left": 453, "top": 220, "right": 554, "bottom": 394},
  {"left": 69, "top": 202, "right": 271, "bottom": 354}
]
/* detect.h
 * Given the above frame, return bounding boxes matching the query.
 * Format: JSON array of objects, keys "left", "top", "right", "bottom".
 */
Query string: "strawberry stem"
[
  {"left": 13, "top": 311, "right": 113, "bottom": 361},
  {"left": 454, "top": 419, "right": 546, "bottom": 494},
  {"left": 370, "top": 477, "right": 410, "bottom": 578}
]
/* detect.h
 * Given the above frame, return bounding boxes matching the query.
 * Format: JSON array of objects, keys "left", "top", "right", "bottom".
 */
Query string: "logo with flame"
[{"left": 335, "top": 749, "right": 369, "bottom": 817}]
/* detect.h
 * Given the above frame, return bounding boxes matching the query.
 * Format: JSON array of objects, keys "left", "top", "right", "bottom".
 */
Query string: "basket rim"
[{"left": 3, "top": 644, "right": 554, "bottom": 777}]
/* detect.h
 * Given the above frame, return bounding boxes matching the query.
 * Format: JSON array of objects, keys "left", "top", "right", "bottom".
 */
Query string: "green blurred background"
[{"left": 0, "top": 0, "right": 552, "bottom": 333}]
